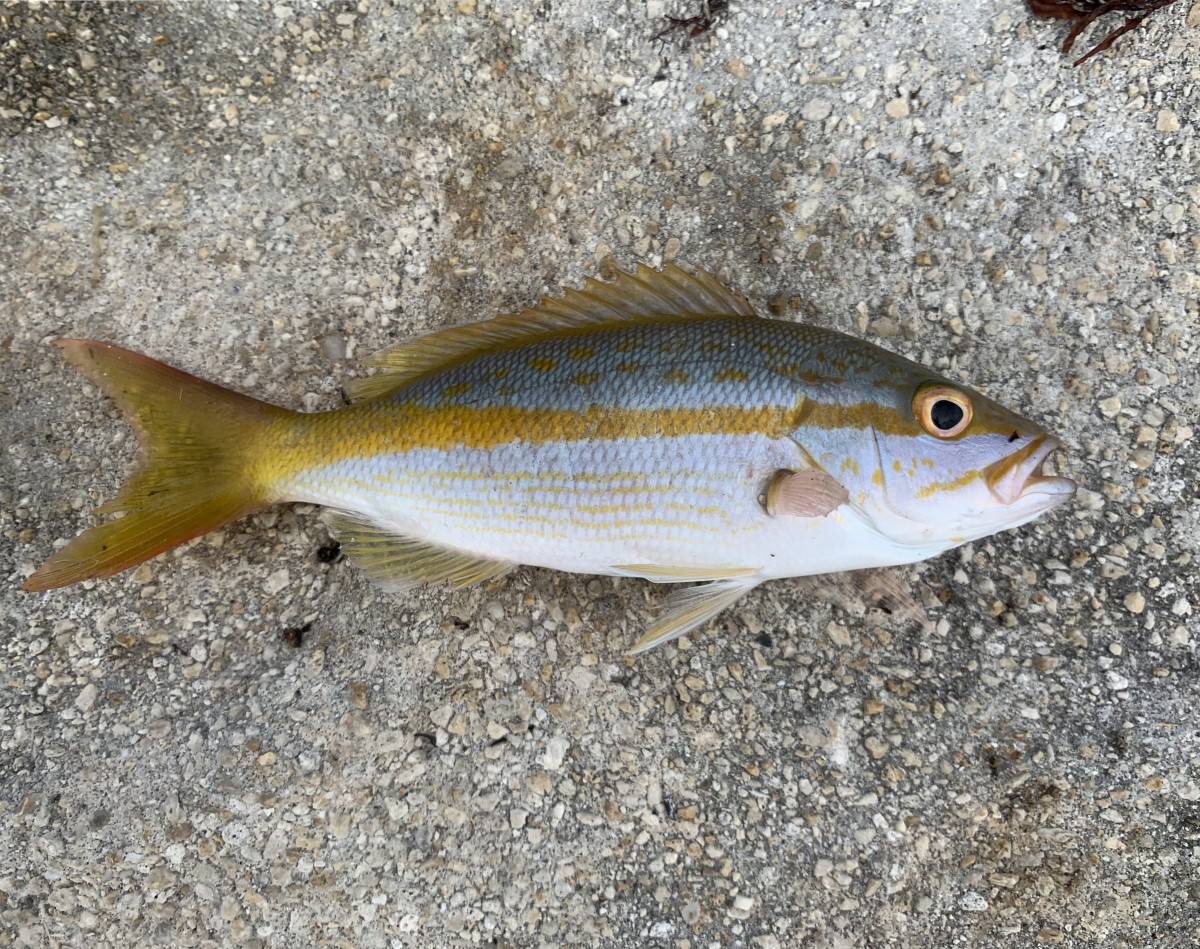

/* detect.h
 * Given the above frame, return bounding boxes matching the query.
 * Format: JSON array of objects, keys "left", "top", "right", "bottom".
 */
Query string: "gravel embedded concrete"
[{"left": 2, "top": 1, "right": 1198, "bottom": 946}]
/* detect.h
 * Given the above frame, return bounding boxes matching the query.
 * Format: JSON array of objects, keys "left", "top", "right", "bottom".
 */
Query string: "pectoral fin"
[
  {"left": 627, "top": 577, "right": 761, "bottom": 655},
  {"left": 765, "top": 468, "right": 849, "bottom": 518},
  {"left": 328, "top": 512, "right": 513, "bottom": 591}
]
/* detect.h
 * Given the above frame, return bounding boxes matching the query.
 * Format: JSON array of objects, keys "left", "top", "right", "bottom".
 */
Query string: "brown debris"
[
  {"left": 1028, "top": 0, "right": 1183, "bottom": 65},
  {"left": 655, "top": 0, "right": 729, "bottom": 43}
]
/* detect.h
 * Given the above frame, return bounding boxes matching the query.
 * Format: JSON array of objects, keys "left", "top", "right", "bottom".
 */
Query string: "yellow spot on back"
[
  {"left": 714, "top": 367, "right": 748, "bottom": 383},
  {"left": 872, "top": 469, "right": 884, "bottom": 487},
  {"left": 568, "top": 344, "right": 596, "bottom": 360},
  {"left": 801, "top": 370, "right": 843, "bottom": 386},
  {"left": 572, "top": 371, "right": 602, "bottom": 386},
  {"left": 840, "top": 457, "right": 859, "bottom": 475},
  {"left": 766, "top": 362, "right": 801, "bottom": 380},
  {"left": 493, "top": 366, "right": 509, "bottom": 380},
  {"left": 892, "top": 459, "right": 902, "bottom": 473},
  {"left": 618, "top": 360, "right": 641, "bottom": 374},
  {"left": 528, "top": 356, "right": 558, "bottom": 372},
  {"left": 440, "top": 381, "right": 473, "bottom": 400},
  {"left": 615, "top": 338, "right": 642, "bottom": 353},
  {"left": 663, "top": 367, "right": 689, "bottom": 383}
]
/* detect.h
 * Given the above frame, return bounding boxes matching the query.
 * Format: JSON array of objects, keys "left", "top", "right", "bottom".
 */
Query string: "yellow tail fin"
[{"left": 23, "top": 339, "right": 295, "bottom": 592}]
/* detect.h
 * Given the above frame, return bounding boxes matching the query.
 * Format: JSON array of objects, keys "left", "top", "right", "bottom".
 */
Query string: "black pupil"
[{"left": 930, "top": 399, "right": 964, "bottom": 431}]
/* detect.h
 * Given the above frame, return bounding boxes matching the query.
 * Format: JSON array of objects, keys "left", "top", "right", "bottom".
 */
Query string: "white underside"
[{"left": 285, "top": 434, "right": 952, "bottom": 583}]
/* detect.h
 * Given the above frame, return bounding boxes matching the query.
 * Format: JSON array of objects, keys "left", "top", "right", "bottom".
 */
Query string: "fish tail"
[{"left": 23, "top": 339, "right": 298, "bottom": 591}]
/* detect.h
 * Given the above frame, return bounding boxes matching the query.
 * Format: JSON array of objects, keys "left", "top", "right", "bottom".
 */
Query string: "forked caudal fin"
[{"left": 22, "top": 339, "right": 296, "bottom": 592}]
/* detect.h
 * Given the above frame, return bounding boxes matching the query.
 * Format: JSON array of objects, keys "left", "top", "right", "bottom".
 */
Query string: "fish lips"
[{"left": 985, "top": 435, "right": 1077, "bottom": 509}]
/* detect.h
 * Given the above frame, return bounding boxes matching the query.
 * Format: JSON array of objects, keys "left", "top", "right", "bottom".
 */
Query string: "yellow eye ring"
[{"left": 913, "top": 384, "right": 973, "bottom": 438}]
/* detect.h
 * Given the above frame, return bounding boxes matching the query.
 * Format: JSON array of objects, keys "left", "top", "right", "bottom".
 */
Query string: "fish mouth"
[{"left": 985, "top": 435, "right": 1077, "bottom": 507}]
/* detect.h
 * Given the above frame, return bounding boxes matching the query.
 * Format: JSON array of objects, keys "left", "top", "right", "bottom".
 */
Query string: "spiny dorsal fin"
[
  {"left": 347, "top": 263, "right": 757, "bottom": 402},
  {"left": 328, "top": 512, "right": 513, "bottom": 591}
]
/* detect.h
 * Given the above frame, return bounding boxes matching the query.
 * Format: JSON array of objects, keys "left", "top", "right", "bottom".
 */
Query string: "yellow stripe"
[
  {"left": 798, "top": 399, "right": 914, "bottom": 435},
  {"left": 269, "top": 390, "right": 1017, "bottom": 491},
  {"left": 799, "top": 397, "right": 1018, "bottom": 440},
  {"left": 914, "top": 466, "right": 984, "bottom": 500},
  {"left": 413, "top": 524, "right": 743, "bottom": 542},
  {"left": 393, "top": 510, "right": 728, "bottom": 531},
  {"left": 351, "top": 474, "right": 724, "bottom": 496},
  {"left": 360, "top": 468, "right": 692, "bottom": 484},
  {"left": 270, "top": 401, "right": 803, "bottom": 484}
]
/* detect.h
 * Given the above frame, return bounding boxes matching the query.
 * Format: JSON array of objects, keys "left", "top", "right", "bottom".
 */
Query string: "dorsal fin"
[{"left": 347, "top": 263, "right": 757, "bottom": 402}]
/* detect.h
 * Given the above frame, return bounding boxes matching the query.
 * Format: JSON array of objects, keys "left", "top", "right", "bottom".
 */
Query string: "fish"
[{"left": 21, "top": 264, "right": 1077, "bottom": 653}]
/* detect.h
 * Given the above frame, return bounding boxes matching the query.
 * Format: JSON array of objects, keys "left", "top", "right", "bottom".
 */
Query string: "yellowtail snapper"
[{"left": 23, "top": 265, "right": 1076, "bottom": 652}]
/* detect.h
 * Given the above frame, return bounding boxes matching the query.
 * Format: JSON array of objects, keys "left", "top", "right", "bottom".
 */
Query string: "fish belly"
[{"left": 287, "top": 431, "right": 919, "bottom": 580}]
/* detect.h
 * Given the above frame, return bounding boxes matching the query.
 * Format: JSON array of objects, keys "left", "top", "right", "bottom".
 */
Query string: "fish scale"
[
  {"left": 22, "top": 264, "right": 1075, "bottom": 654},
  {"left": 393, "top": 317, "right": 880, "bottom": 413},
  {"left": 286, "top": 433, "right": 794, "bottom": 575}
]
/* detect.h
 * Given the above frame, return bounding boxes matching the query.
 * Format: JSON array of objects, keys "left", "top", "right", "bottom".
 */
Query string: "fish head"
[{"left": 798, "top": 358, "right": 1076, "bottom": 555}]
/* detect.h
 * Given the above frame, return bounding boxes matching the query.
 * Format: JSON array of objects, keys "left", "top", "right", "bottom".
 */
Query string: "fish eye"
[{"left": 913, "top": 384, "right": 973, "bottom": 438}]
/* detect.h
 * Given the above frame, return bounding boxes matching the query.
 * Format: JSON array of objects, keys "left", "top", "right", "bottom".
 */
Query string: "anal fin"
[
  {"left": 612, "top": 563, "right": 759, "bottom": 584},
  {"left": 328, "top": 512, "right": 513, "bottom": 592},
  {"left": 627, "top": 577, "right": 761, "bottom": 655}
]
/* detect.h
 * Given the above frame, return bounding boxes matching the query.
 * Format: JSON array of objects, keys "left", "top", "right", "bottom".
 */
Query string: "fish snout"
[{"left": 985, "top": 435, "right": 1076, "bottom": 507}]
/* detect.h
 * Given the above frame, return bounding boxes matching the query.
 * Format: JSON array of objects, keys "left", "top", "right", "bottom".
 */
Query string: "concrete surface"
[{"left": 2, "top": 1, "right": 1198, "bottom": 946}]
